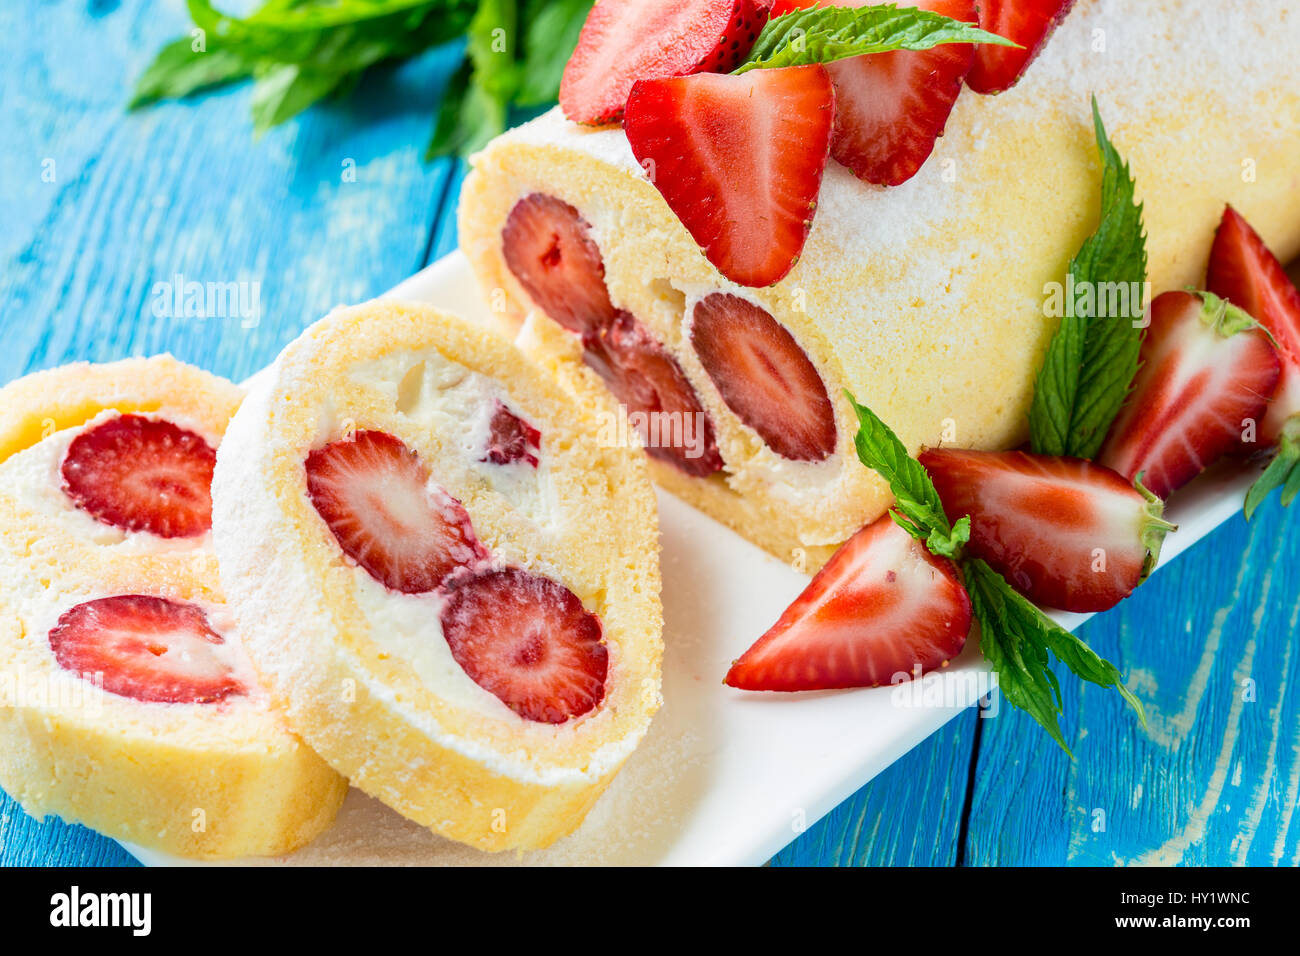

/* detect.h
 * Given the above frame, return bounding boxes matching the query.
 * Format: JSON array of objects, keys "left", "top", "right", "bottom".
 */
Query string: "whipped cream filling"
[
  {"left": 316, "top": 346, "right": 571, "bottom": 722},
  {"left": 5, "top": 580, "right": 267, "bottom": 715},
  {"left": 0, "top": 408, "right": 216, "bottom": 555}
]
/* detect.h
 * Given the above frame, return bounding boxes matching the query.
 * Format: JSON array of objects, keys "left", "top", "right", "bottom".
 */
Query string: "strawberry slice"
[
  {"left": 967, "top": 0, "right": 1076, "bottom": 95},
  {"left": 500, "top": 194, "right": 722, "bottom": 476},
  {"left": 584, "top": 311, "right": 724, "bottom": 476},
  {"left": 439, "top": 567, "right": 607, "bottom": 723},
  {"left": 61, "top": 414, "right": 217, "bottom": 539},
  {"left": 1207, "top": 204, "right": 1300, "bottom": 442},
  {"left": 1098, "top": 291, "right": 1280, "bottom": 499},
  {"left": 480, "top": 400, "right": 541, "bottom": 468},
  {"left": 48, "top": 595, "right": 245, "bottom": 704},
  {"left": 624, "top": 64, "right": 835, "bottom": 288},
  {"left": 691, "top": 292, "right": 835, "bottom": 460},
  {"left": 920, "top": 449, "right": 1172, "bottom": 613},
  {"left": 774, "top": 0, "right": 975, "bottom": 186},
  {"left": 501, "top": 194, "right": 618, "bottom": 338},
  {"left": 725, "top": 514, "right": 971, "bottom": 691},
  {"left": 305, "top": 430, "right": 486, "bottom": 594},
  {"left": 560, "top": 0, "right": 772, "bottom": 125}
]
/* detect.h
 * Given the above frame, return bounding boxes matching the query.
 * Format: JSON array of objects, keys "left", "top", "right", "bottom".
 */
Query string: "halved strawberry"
[
  {"left": 725, "top": 514, "right": 971, "bottom": 691},
  {"left": 1098, "top": 291, "right": 1280, "bottom": 498},
  {"left": 501, "top": 193, "right": 618, "bottom": 338},
  {"left": 559, "top": 0, "right": 772, "bottom": 125},
  {"left": 624, "top": 65, "right": 835, "bottom": 288},
  {"left": 920, "top": 449, "right": 1173, "bottom": 613},
  {"left": 61, "top": 414, "right": 216, "bottom": 539},
  {"left": 439, "top": 566, "right": 607, "bottom": 723},
  {"left": 967, "top": 0, "right": 1076, "bottom": 95},
  {"left": 48, "top": 595, "right": 245, "bottom": 704},
  {"left": 480, "top": 400, "right": 541, "bottom": 468},
  {"left": 584, "top": 311, "right": 724, "bottom": 476},
  {"left": 1207, "top": 204, "right": 1300, "bottom": 442},
  {"left": 305, "top": 430, "right": 486, "bottom": 594},
  {"left": 691, "top": 292, "right": 836, "bottom": 460},
  {"left": 774, "top": 0, "right": 976, "bottom": 186}
]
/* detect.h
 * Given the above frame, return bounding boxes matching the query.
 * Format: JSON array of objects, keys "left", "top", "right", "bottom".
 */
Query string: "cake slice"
[
  {"left": 210, "top": 300, "right": 663, "bottom": 852},
  {"left": 0, "top": 358, "right": 347, "bottom": 859}
]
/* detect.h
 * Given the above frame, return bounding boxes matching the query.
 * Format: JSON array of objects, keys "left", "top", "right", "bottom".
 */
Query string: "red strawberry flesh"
[
  {"left": 305, "top": 430, "right": 486, "bottom": 594},
  {"left": 48, "top": 595, "right": 245, "bottom": 704},
  {"left": 777, "top": 0, "right": 975, "bottom": 186},
  {"left": 61, "top": 414, "right": 217, "bottom": 539},
  {"left": 584, "top": 311, "right": 723, "bottom": 476},
  {"left": 921, "top": 448, "right": 1163, "bottom": 613},
  {"left": 725, "top": 514, "right": 971, "bottom": 691},
  {"left": 1207, "top": 204, "right": 1300, "bottom": 442},
  {"left": 500, "top": 194, "right": 723, "bottom": 477},
  {"left": 560, "top": 0, "right": 772, "bottom": 125},
  {"left": 480, "top": 400, "right": 541, "bottom": 468},
  {"left": 623, "top": 64, "right": 835, "bottom": 288},
  {"left": 501, "top": 194, "right": 617, "bottom": 338},
  {"left": 1098, "top": 291, "right": 1280, "bottom": 497},
  {"left": 440, "top": 567, "right": 607, "bottom": 724},
  {"left": 691, "top": 292, "right": 835, "bottom": 461},
  {"left": 967, "top": 0, "right": 1076, "bottom": 95}
]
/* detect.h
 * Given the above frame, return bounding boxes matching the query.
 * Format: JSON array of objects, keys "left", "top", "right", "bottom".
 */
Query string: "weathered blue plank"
[
  {"left": 966, "top": 495, "right": 1300, "bottom": 866},
  {"left": 769, "top": 711, "right": 979, "bottom": 866}
]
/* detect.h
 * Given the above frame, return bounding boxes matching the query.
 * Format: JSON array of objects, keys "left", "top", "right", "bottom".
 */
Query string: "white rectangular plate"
[{"left": 127, "top": 252, "right": 1266, "bottom": 866}]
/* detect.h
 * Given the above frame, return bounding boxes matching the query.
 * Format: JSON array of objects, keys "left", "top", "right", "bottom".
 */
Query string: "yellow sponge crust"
[
  {"left": 212, "top": 300, "right": 662, "bottom": 851},
  {"left": 0, "top": 356, "right": 244, "bottom": 465}
]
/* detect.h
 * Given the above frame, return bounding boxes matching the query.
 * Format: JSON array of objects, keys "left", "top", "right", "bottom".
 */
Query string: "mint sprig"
[
  {"left": 130, "top": 0, "right": 593, "bottom": 159},
  {"left": 734, "top": 3, "right": 1017, "bottom": 74},
  {"left": 1029, "top": 97, "right": 1149, "bottom": 459},
  {"left": 848, "top": 392, "right": 1145, "bottom": 753},
  {"left": 847, "top": 394, "right": 969, "bottom": 559}
]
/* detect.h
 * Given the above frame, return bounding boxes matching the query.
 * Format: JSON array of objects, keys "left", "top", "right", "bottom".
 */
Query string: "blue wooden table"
[{"left": 2, "top": 0, "right": 1298, "bottom": 868}]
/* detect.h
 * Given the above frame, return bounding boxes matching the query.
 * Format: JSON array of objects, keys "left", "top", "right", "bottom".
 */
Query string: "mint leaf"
[
  {"left": 129, "top": 36, "right": 255, "bottom": 109},
  {"left": 846, "top": 392, "right": 969, "bottom": 556},
  {"left": 1245, "top": 416, "right": 1300, "bottom": 519},
  {"left": 426, "top": 57, "right": 508, "bottom": 159},
  {"left": 1029, "top": 96, "right": 1148, "bottom": 459},
  {"left": 734, "top": 3, "right": 1016, "bottom": 74},
  {"left": 965, "top": 559, "right": 1070, "bottom": 753},
  {"left": 966, "top": 558, "right": 1145, "bottom": 756},
  {"left": 250, "top": 62, "right": 349, "bottom": 133},
  {"left": 516, "top": 0, "right": 594, "bottom": 106}
]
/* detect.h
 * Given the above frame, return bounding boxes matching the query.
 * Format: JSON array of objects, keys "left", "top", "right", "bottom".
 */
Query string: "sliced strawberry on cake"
[
  {"left": 691, "top": 292, "right": 836, "bottom": 461},
  {"left": 773, "top": 0, "right": 977, "bottom": 185},
  {"left": 500, "top": 192, "right": 723, "bottom": 476},
  {"left": 623, "top": 64, "right": 835, "bottom": 287},
  {"left": 725, "top": 514, "right": 971, "bottom": 691},
  {"left": 305, "top": 429, "right": 488, "bottom": 595},
  {"left": 967, "top": 0, "right": 1075, "bottom": 95},
  {"left": 920, "top": 448, "right": 1173, "bottom": 613},
  {"left": 1098, "top": 290, "right": 1280, "bottom": 499},
  {"left": 48, "top": 594, "right": 246, "bottom": 705},
  {"left": 440, "top": 566, "right": 608, "bottom": 724},
  {"left": 560, "top": 0, "right": 772, "bottom": 125},
  {"left": 61, "top": 413, "right": 217, "bottom": 538}
]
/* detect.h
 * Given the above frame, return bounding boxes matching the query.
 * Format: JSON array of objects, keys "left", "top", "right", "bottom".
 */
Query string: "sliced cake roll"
[
  {"left": 210, "top": 300, "right": 663, "bottom": 852},
  {"left": 457, "top": 0, "right": 1300, "bottom": 569},
  {"left": 0, "top": 357, "right": 347, "bottom": 859}
]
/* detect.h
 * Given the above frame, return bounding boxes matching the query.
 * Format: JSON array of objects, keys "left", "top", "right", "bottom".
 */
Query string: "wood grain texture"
[{"left": 2, "top": 0, "right": 1297, "bottom": 868}]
